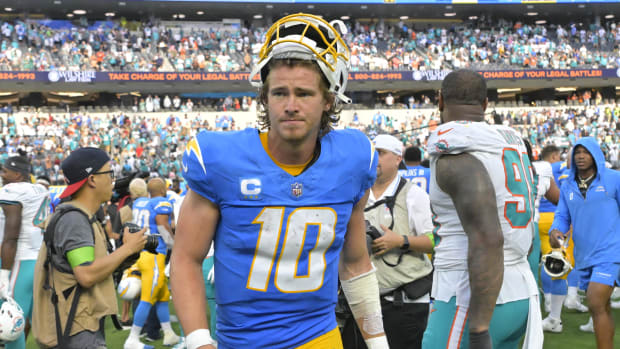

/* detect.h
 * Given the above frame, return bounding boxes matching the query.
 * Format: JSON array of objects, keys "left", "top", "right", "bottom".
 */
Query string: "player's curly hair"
[{"left": 256, "top": 59, "right": 342, "bottom": 137}]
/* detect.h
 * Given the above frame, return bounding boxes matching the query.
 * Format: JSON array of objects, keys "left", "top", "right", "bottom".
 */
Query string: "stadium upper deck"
[{"left": 0, "top": 0, "right": 619, "bottom": 103}]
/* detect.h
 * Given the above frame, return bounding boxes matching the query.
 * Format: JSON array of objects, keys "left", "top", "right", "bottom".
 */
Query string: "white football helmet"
[
  {"left": 117, "top": 276, "right": 142, "bottom": 301},
  {"left": 0, "top": 297, "right": 25, "bottom": 342},
  {"left": 249, "top": 13, "right": 351, "bottom": 104},
  {"left": 542, "top": 249, "right": 573, "bottom": 278}
]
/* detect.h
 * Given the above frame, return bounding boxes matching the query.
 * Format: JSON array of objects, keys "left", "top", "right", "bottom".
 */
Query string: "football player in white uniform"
[
  {"left": 526, "top": 141, "right": 561, "bottom": 286},
  {"left": 0, "top": 156, "right": 50, "bottom": 349},
  {"left": 421, "top": 70, "right": 542, "bottom": 349}
]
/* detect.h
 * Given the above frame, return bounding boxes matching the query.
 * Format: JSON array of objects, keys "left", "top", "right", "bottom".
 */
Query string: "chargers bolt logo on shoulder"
[
  {"left": 184, "top": 137, "right": 207, "bottom": 175},
  {"left": 241, "top": 178, "right": 262, "bottom": 200}
]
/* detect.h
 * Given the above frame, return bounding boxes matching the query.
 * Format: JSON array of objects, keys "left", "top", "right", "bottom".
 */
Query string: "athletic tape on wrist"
[
  {"left": 340, "top": 265, "right": 385, "bottom": 336},
  {"left": 365, "top": 335, "right": 390, "bottom": 349},
  {"left": 186, "top": 328, "right": 214, "bottom": 349}
]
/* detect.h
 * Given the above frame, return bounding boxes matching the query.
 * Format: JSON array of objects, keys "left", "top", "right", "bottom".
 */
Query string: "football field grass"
[{"left": 25, "top": 300, "right": 620, "bottom": 348}]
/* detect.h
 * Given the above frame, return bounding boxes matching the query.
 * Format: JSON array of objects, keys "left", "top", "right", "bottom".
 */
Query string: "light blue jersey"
[
  {"left": 183, "top": 128, "right": 377, "bottom": 349},
  {"left": 399, "top": 165, "right": 431, "bottom": 193},
  {"left": 148, "top": 197, "right": 173, "bottom": 255},
  {"left": 132, "top": 197, "right": 151, "bottom": 230},
  {"left": 132, "top": 196, "right": 171, "bottom": 255}
]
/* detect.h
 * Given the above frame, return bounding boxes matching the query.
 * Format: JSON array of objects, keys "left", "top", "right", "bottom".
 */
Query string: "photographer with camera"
[
  {"left": 342, "top": 135, "right": 433, "bottom": 349},
  {"left": 32, "top": 147, "right": 147, "bottom": 349},
  {"left": 124, "top": 177, "right": 180, "bottom": 348}
]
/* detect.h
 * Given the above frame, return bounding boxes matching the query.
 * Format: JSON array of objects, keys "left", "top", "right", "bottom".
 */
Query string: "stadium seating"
[{"left": 0, "top": 18, "right": 618, "bottom": 72}]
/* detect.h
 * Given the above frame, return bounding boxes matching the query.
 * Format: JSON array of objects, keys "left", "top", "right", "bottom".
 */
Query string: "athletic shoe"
[
  {"left": 120, "top": 319, "right": 133, "bottom": 330},
  {"left": 564, "top": 296, "right": 588, "bottom": 312},
  {"left": 144, "top": 335, "right": 160, "bottom": 342},
  {"left": 612, "top": 287, "right": 620, "bottom": 300},
  {"left": 611, "top": 300, "right": 620, "bottom": 309},
  {"left": 579, "top": 317, "right": 594, "bottom": 333},
  {"left": 171, "top": 337, "right": 186, "bottom": 349},
  {"left": 163, "top": 331, "right": 181, "bottom": 346},
  {"left": 542, "top": 316, "right": 563, "bottom": 333},
  {"left": 124, "top": 337, "right": 155, "bottom": 349}
]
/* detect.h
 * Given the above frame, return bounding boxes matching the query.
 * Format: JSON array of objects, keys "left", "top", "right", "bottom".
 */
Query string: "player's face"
[
  {"left": 266, "top": 65, "right": 330, "bottom": 146},
  {"left": 0, "top": 168, "right": 22, "bottom": 185},
  {"left": 573, "top": 146, "right": 594, "bottom": 172},
  {"left": 376, "top": 149, "right": 401, "bottom": 181}
]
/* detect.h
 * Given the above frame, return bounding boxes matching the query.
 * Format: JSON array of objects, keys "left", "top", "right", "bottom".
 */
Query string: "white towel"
[{"left": 518, "top": 261, "right": 544, "bottom": 349}]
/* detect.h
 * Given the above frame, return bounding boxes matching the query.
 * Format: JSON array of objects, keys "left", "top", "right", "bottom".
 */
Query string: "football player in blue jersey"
[
  {"left": 539, "top": 146, "right": 587, "bottom": 334},
  {"left": 170, "top": 13, "right": 388, "bottom": 349},
  {"left": 124, "top": 178, "right": 179, "bottom": 349},
  {"left": 399, "top": 146, "right": 431, "bottom": 193}
]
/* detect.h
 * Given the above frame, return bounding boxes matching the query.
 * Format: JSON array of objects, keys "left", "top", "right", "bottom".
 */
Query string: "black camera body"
[
  {"left": 365, "top": 220, "right": 383, "bottom": 240},
  {"left": 113, "top": 171, "right": 150, "bottom": 203},
  {"left": 122, "top": 222, "right": 159, "bottom": 254},
  {"left": 364, "top": 220, "right": 383, "bottom": 256}
]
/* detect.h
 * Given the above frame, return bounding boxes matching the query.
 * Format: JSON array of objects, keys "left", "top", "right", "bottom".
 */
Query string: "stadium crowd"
[
  {"left": 1, "top": 101, "right": 619, "bottom": 187},
  {"left": 1, "top": 101, "right": 619, "bottom": 349},
  {"left": 2, "top": 7, "right": 620, "bottom": 348},
  {"left": 0, "top": 16, "right": 619, "bottom": 72}
]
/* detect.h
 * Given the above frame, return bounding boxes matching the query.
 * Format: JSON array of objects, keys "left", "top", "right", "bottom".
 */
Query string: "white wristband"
[
  {"left": 186, "top": 328, "right": 215, "bottom": 349},
  {"left": 365, "top": 335, "right": 389, "bottom": 349}
]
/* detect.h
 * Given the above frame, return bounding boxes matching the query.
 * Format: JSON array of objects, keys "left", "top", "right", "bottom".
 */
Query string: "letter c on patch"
[{"left": 241, "top": 179, "right": 261, "bottom": 196}]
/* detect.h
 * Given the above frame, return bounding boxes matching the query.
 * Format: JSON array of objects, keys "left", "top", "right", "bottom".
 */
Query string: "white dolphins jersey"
[
  {"left": 0, "top": 182, "right": 50, "bottom": 260},
  {"left": 428, "top": 121, "right": 537, "bottom": 305},
  {"left": 532, "top": 161, "right": 553, "bottom": 222}
]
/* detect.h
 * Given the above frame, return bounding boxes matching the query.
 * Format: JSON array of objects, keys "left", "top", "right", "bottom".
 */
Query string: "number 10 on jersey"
[{"left": 246, "top": 207, "right": 337, "bottom": 293}]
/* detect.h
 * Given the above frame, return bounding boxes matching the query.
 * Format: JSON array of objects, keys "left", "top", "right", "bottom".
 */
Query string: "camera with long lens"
[
  {"left": 115, "top": 223, "right": 160, "bottom": 277},
  {"left": 112, "top": 171, "right": 150, "bottom": 203},
  {"left": 122, "top": 222, "right": 159, "bottom": 254}
]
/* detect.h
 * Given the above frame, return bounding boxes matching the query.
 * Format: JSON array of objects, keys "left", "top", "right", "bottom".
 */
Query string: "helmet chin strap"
[
  {"left": 334, "top": 90, "right": 352, "bottom": 104},
  {"left": 329, "top": 20, "right": 348, "bottom": 35}
]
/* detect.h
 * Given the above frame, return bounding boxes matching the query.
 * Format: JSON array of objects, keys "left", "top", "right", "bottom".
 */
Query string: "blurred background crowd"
[{"left": 0, "top": 16, "right": 618, "bottom": 73}]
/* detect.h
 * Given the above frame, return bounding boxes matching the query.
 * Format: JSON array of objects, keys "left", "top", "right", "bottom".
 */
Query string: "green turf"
[
  {"left": 25, "top": 300, "right": 620, "bottom": 348},
  {"left": 26, "top": 298, "right": 187, "bottom": 349}
]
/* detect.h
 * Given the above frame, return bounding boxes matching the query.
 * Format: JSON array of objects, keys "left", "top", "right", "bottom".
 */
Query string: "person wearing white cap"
[{"left": 342, "top": 134, "right": 434, "bottom": 349}]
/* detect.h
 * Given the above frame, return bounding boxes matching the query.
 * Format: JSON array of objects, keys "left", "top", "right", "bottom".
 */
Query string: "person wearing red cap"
[{"left": 32, "top": 147, "right": 147, "bottom": 349}]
